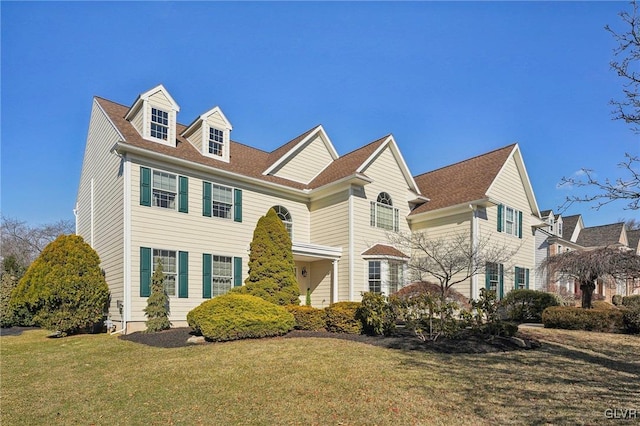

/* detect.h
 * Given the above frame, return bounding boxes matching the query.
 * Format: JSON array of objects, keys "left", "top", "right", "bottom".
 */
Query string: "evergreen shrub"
[
  {"left": 187, "top": 294, "right": 294, "bottom": 341},
  {"left": 500, "top": 289, "right": 561, "bottom": 323},
  {"left": 143, "top": 260, "right": 171, "bottom": 332},
  {"left": 612, "top": 295, "right": 623, "bottom": 306},
  {"left": 542, "top": 306, "right": 624, "bottom": 332},
  {"left": 591, "top": 301, "right": 616, "bottom": 310},
  {"left": 285, "top": 305, "right": 326, "bottom": 331},
  {"left": 356, "top": 292, "right": 396, "bottom": 336},
  {"left": 8, "top": 235, "right": 110, "bottom": 335},
  {"left": 622, "top": 295, "right": 640, "bottom": 309},
  {"left": 622, "top": 307, "right": 640, "bottom": 334},
  {"left": 324, "top": 302, "right": 362, "bottom": 334}
]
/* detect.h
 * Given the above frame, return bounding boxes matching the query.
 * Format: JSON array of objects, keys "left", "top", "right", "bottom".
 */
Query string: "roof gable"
[
  {"left": 576, "top": 222, "right": 626, "bottom": 248},
  {"left": 411, "top": 144, "right": 516, "bottom": 215},
  {"left": 124, "top": 84, "right": 180, "bottom": 121}
]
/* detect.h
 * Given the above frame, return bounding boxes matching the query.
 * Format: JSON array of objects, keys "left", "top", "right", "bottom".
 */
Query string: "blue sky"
[{"left": 2, "top": 1, "right": 638, "bottom": 228}]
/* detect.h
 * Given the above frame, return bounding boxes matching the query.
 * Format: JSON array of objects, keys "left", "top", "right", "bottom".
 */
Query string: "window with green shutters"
[
  {"left": 202, "top": 254, "right": 243, "bottom": 298},
  {"left": 202, "top": 181, "right": 242, "bottom": 222},
  {"left": 139, "top": 166, "right": 188, "bottom": 213},
  {"left": 140, "top": 246, "right": 188, "bottom": 298},
  {"left": 497, "top": 204, "right": 523, "bottom": 238},
  {"left": 485, "top": 262, "right": 504, "bottom": 299}
]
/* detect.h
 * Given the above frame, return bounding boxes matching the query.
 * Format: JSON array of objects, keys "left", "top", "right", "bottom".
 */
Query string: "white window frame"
[
  {"left": 366, "top": 258, "right": 406, "bottom": 295},
  {"left": 152, "top": 248, "right": 177, "bottom": 297},
  {"left": 211, "top": 255, "right": 233, "bottom": 297},
  {"left": 152, "top": 170, "right": 177, "bottom": 210},
  {"left": 486, "top": 262, "right": 500, "bottom": 293},
  {"left": 500, "top": 205, "right": 521, "bottom": 237},
  {"left": 273, "top": 205, "right": 293, "bottom": 240},
  {"left": 209, "top": 127, "right": 224, "bottom": 157},
  {"left": 368, "top": 260, "right": 382, "bottom": 293},
  {"left": 515, "top": 267, "right": 527, "bottom": 290},
  {"left": 150, "top": 107, "right": 169, "bottom": 141},
  {"left": 370, "top": 192, "right": 399, "bottom": 232},
  {"left": 211, "top": 184, "right": 233, "bottom": 219}
]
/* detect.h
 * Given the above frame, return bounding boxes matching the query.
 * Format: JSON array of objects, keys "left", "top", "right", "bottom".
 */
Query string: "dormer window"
[
  {"left": 209, "top": 127, "right": 224, "bottom": 156},
  {"left": 150, "top": 108, "right": 169, "bottom": 140}
]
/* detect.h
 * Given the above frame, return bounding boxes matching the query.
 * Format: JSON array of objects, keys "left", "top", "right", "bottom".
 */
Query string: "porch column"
[{"left": 332, "top": 260, "right": 339, "bottom": 304}]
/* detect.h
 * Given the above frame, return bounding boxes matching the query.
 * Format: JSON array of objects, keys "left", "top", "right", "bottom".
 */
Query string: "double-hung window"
[
  {"left": 152, "top": 171, "right": 177, "bottom": 209},
  {"left": 514, "top": 267, "right": 529, "bottom": 290},
  {"left": 368, "top": 261, "right": 382, "bottom": 293},
  {"left": 212, "top": 255, "right": 232, "bottom": 297},
  {"left": 370, "top": 192, "right": 399, "bottom": 231},
  {"left": 388, "top": 261, "right": 403, "bottom": 294},
  {"left": 212, "top": 184, "right": 233, "bottom": 219},
  {"left": 273, "top": 205, "right": 293, "bottom": 240},
  {"left": 209, "top": 127, "right": 224, "bottom": 157},
  {"left": 153, "top": 249, "right": 177, "bottom": 296},
  {"left": 497, "top": 204, "right": 522, "bottom": 238},
  {"left": 150, "top": 108, "right": 169, "bottom": 140}
]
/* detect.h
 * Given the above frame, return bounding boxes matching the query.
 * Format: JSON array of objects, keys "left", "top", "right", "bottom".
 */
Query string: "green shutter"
[
  {"left": 485, "top": 263, "right": 491, "bottom": 290},
  {"left": 178, "top": 251, "right": 188, "bottom": 298},
  {"left": 525, "top": 268, "right": 530, "bottom": 290},
  {"left": 140, "top": 247, "right": 152, "bottom": 297},
  {"left": 497, "top": 204, "right": 503, "bottom": 232},
  {"left": 203, "top": 182, "right": 212, "bottom": 217},
  {"left": 202, "top": 253, "right": 212, "bottom": 298},
  {"left": 233, "top": 257, "right": 243, "bottom": 287},
  {"left": 140, "top": 167, "right": 151, "bottom": 207},
  {"left": 518, "top": 211, "right": 523, "bottom": 239},
  {"left": 499, "top": 264, "right": 504, "bottom": 299},
  {"left": 514, "top": 267, "right": 520, "bottom": 290},
  {"left": 234, "top": 189, "right": 243, "bottom": 223},
  {"left": 178, "top": 176, "right": 188, "bottom": 213}
]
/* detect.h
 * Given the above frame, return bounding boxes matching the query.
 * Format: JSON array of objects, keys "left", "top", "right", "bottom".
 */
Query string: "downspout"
[
  {"left": 110, "top": 145, "right": 128, "bottom": 335},
  {"left": 73, "top": 204, "right": 78, "bottom": 235},
  {"left": 348, "top": 188, "right": 355, "bottom": 301},
  {"left": 470, "top": 204, "right": 479, "bottom": 300}
]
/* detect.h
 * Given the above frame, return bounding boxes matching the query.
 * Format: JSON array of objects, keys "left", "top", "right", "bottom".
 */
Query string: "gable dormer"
[
  {"left": 124, "top": 84, "right": 180, "bottom": 147},
  {"left": 181, "top": 106, "right": 232, "bottom": 163}
]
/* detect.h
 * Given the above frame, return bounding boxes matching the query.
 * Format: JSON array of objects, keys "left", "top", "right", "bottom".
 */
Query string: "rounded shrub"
[
  {"left": 622, "top": 295, "right": 640, "bottom": 309},
  {"left": 612, "top": 295, "right": 623, "bottom": 306},
  {"left": 622, "top": 307, "right": 640, "bottom": 334},
  {"left": 285, "top": 305, "right": 326, "bottom": 331},
  {"left": 356, "top": 292, "right": 396, "bottom": 336},
  {"left": 591, "top": 301, "right": 616, "bottom": 310},
  {"left": 324, "top": 301, "right": 362, "bottom": 334},
  {"left": 8, "top": 235, "right": 110, "bottom": 335},
  {"left": 542, "top": 306, "right": 624, "bottom": 333},
  {"left": 187, "top": 294, "right": 295, "bottom": 342},
  {"left": 500, "top": 289, "right": 561, "bottom": 323}
]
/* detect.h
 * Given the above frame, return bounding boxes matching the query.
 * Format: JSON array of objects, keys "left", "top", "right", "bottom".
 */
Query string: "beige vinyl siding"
[
  {"left": 308, "top": 260, "right": 333, "bottom": 307},
  {"left": 146, "top": 91, "right": 176, "bottom": 144},
  {"left": 483, "top": 155, "right": 536, "bottom": 296},
  {"left": 411, "top": 213, "right": 473, "bottom": 299},
  {"left": 207, "top": 111, "right": 228, "bottom": 133},
  {"left": 184, "top": 121, "right": 203, "bottom": 152},
  {"left": 130, "top": 105, "right": 144, "bottom": 137},
  {"left": 310, "top": 191, "right": 350, "bottom": 302},
  {"left": 273, "top": 135, "right": 334, "bottom": 184},
  {"left": 129, "top": 165, "right": 311, "bottom": 322},
  {"left": 76, "top": 100, "right": 125, "bottom": 321},
  {"left": 351, "top": 147, "right": 414, "bottom": 298}
]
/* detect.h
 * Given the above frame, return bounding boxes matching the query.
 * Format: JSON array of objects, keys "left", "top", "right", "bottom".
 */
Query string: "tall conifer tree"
[{"left": 144, "top": 259, "right": 171, "bottom": 332}]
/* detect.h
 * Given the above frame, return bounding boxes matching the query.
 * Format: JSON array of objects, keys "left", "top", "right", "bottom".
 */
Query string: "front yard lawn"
[{"left": 1, "top": 326, "right": 638, "bottom": 425}]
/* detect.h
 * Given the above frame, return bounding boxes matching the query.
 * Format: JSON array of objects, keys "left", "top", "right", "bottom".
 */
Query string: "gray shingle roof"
[{"left": 576, "top": 222, "right": 625, "bottom": 248}]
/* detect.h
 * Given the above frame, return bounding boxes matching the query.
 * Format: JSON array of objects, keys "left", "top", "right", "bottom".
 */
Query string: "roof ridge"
[
  {"left": 339, "top": 134, "right": 391, "bottom": 158},
  {"left": 583, "top": 222, "right": 626, "bottom": 230},
  {"left": 413, "top": 143, "right": 516, "bottom": 178},
  {"left": 268, "top": 125, "right": 321, "bottom": 154}
]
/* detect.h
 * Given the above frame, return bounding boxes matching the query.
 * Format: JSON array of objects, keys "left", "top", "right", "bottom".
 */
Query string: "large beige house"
[{"left": 76, "top": 85, "right": 542, "bottom": 332}]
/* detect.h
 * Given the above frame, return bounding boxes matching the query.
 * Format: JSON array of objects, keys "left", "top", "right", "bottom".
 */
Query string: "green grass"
[{"left": 1, "top": 327, "right": 639, "bottom": 425}]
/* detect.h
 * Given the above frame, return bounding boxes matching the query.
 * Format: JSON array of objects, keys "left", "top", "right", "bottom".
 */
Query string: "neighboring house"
[{"left": 76, "top": 85, "right": 542, "bottom": 332}]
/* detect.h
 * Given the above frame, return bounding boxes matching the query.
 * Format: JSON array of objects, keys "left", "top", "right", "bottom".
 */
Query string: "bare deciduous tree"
[
  {"left": 389, "top": 232, "right": 520, "bottom": 302},
  {"left": 606, "top": 0, "right": 640, "bottom": 133},
  {"left": 541, "top": 247, "right": 640, "bottom": 309},
  {"left": 1, "top": 216, "right": 75, "bottom": 273}
]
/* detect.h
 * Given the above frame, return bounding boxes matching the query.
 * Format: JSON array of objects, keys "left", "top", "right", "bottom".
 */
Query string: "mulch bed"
[{"left": 119, "top": 326, "right": 541, "bottom": 353}]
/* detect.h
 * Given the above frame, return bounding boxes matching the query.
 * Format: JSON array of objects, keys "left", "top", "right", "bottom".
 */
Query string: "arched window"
[
  {"left": 273, "top": 205, "right": 293, "bottom": 239},
  {"left": 370, "top": 192, "right": 398, "bottom": 231}
]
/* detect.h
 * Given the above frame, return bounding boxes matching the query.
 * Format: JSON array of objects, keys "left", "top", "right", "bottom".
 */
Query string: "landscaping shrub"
[
  {"left": 622, "top": 307, "right": 640, "bottom": 334},
  {"left": 285, "top": 305, "right": 326, "bottom": 331},
  {"left": 394, "top": 281, "right": 470, "bottom": 309},
  {"left": 324, "top": 302, "right": 362, "bottom": 334},
  {"left": 591, "top": 301, "right": 616, "bottom": 310},
  {"left": 500, "top": 289, "right": 561, "bottom": 323},
  {"left": 542, "top": 306, "right": 624, "bottom": 332},
  {"left": 187, "top": 294, "right": 295, "bottom": 342},
  {"left": 356, "top": 292, "right": 396, "bottom": 336},
  {"left": 8, "top": 235, "right": 110, "bottom": 335},
  {"left": 622, "top": 295, "right": 640, "bottom": 309},
  {"left": 612, "top": 295, "right": 623, "bottom": 306},
  {"left": 0, "top": 273, "right": 18, "bottom": 327},
  {"left": 143, "top": 260, "right": 171, "bottom": 332}
]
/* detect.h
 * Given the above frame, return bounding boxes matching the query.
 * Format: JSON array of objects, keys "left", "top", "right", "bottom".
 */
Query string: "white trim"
[
  {"left": 356, "top": 135, "right": 420, "bottom": 193},
  {"left": 332, "top": 260, "right": 339, "bottom": 304},
  {"left": 124, "top": 84, "right": 180, "bottom": 121},
  {"left": 181, "top": 106, "right": 233, "bottom": 137},
  {"left": 263, "top": 125, "right": 339, "bottom": 176},
  {"left": 470, "top": 204, "right": 479, "bottom": 300},
  {"left": 292, "top": 242, "right": 342, "bottom": 260},
  {"left": 348, "top": 187, "right": 355, "bottom": 301},
  {"left": 123, "top": 157, "right": 132, "bottom": 328}
]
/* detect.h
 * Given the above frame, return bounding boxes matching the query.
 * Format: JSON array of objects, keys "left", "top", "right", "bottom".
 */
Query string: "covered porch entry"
[{"left": 292, "top": 242, "right": 342, "bottom": 308}]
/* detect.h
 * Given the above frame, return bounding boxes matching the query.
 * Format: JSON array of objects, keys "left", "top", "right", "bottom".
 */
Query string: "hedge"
[
  {"left": 622, "top": 295, "right": 640, "bottom": 309},
  {"left": 285, "top": 305, "right": 326, "bottom": 331},
  {"left": 500, "top": 289, "right": 561, "bottom": 323},
  {"left": 542, "top": 306, "right": 624, "bottom": 333},
  {"left": 324, "top": 302, "right": 362, "bottom": 334},
  {"left": 622, "top": 307, "right": 640, "bottom": 334},
  {"left": 187, "top": 294, "right": 295, "bottom": 341}
]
